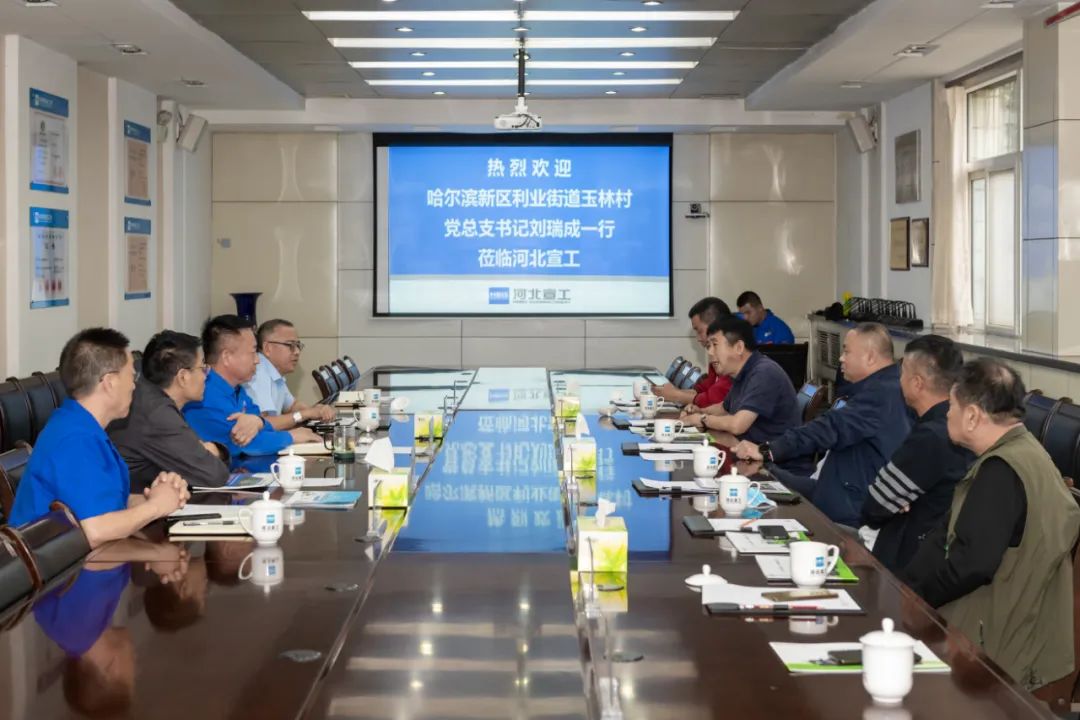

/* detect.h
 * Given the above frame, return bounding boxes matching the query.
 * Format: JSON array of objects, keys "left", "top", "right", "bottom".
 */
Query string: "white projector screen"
[{"left": 373, "top": 133, "right": 673, "bottom": 317}]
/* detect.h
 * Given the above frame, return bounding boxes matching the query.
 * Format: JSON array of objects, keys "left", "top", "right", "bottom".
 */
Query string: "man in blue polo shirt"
[
  {"left": 736, "top": 290, "right": 795, "bottom": 345},
  {"left": 683, "top": 316, "right": 801, "bottom": 447},
  {"left": 8, "top": 328, "right": 189, "bottom": 547},
  {"left": 183, "top": 315, "right": 320, "bottom": 456}
]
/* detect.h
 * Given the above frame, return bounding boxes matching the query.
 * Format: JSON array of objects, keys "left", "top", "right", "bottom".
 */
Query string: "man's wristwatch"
[
  {"left": 292, "top": 410, "right": 305, "bottom": 425},
  {"left": 758, "top": 442, "right": 774, "bottom": 464}
]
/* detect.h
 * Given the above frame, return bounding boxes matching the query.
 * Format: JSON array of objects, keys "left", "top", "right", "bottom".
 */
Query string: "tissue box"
[
  {"left": 555, "top": 395, "right": 581, "bottom": 420},
  {"left": 414, "top": 413, "right": 445, "bottom": 440},
  {"left": 570, "top": 570, "right": 628, "bottom": 613},
  {"left": 368, "top": 468, "right": 410, "bottom": 508},
  {"left": 577, "top": 516, "right": 628, "bottom": 573}
]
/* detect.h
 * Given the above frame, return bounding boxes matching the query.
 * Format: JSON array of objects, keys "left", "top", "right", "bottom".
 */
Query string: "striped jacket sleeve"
[{"left": 862, "top": 424, "right": 945, "bottom": 527}]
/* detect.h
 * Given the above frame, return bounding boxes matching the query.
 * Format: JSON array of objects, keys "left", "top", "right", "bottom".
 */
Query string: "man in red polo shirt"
[{"left": 651, "top": 297, "right": 733, "bottom": 408}]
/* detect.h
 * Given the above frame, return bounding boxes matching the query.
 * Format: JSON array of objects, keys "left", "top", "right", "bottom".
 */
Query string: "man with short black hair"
[
  {"left": 860, "top": 335, "right": 974, "bottom": 571},
  {"left": 244, "top": 318, "right": 335, "bottom": 430},
  {"left": 682, "top": 316, "right": 800, "bottom": 444},
  {"left": 184, "top": 315, "right": 320, "bottom": 456},
  {"left": 8, "top": 328, "right": 189, "bottom": 547},
  {"left": 901, "top": 359, "right": 1080, "bottom": 691},
  {"left": 734, "top": 323, "right": 911, "bottom": 527},
  {"left": 109, "top": 331, "right": 231, "bottom": 492},
  {"left": 736, "top": 290, "right": 794, "bottom": 345},
  {"left": 651, "top": 297, "right": 734, "bottom": 408}
]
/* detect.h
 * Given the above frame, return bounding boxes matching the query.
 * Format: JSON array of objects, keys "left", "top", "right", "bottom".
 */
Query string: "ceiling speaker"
[
  {"left": 178, "top": 114, "right": 207, "bottom": 153},
  {"left": 847, "top": 114, "right": 876, "bottom": 154}
]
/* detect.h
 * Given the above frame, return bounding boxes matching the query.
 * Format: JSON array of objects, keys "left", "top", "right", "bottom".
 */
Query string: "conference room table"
[{"left": 0, "top": 367, "right": 1057, "bottom": 719}]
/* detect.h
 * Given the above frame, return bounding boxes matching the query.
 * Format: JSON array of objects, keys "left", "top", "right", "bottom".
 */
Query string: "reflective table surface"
[{"left": 0, "top": 367, "right": 1055, "bottom": 719}]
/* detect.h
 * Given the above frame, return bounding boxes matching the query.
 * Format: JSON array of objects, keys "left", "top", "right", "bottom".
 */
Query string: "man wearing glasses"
[{"left": 244, "top": 318, "right": 335, "bottom": 430}]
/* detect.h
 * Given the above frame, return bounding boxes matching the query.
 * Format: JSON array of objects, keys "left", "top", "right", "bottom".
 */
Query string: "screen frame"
[{"left": 371, "top": 132, "right": 674, "bottom": 318}]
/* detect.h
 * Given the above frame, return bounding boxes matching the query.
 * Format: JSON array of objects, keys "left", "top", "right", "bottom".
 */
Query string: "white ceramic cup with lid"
[
  {"left": 237, "top": 491, "right": 285, "bottom": 546},
  {"left": 272, "top": 450, "right": 305, "bottom": 492},
  {"left": 861, "top": 618, "right": 917, "bottom": 705}
]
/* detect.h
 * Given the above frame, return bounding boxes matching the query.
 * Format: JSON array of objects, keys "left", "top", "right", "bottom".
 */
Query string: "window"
[{"left": 966, "top": 73, "right": 1021, "bottom": 334}]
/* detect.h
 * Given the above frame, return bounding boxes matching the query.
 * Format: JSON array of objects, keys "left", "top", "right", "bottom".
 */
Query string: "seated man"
[
  {"left": 109, "top": 331, "right": 231, "bottom": 493},
  {"left": 736, "top": 290, "right": 795, "bottom": 345},
  {"left": 901, "top": 359, "right": 1080, "bottom": 691},
  {"left": 734, "top": 323, "right": 911, "bottom": 527},
  {"left": 861, "top": 335, "right": 974, "bottom": 572},
  {"left": 681, "top": 316, "right": 800, "bottom": 445},
  {"left": 183, "top": 315, "right": 320, "bottom": 456},
  {"left": 652, "top": 296, "right": 733, "bottom": 408},
  {"left": 244, "top": 318, "right": 335, "bottom": 430},
  {"left": 8, "top": 328, "right": 189, "bottom": 547}
]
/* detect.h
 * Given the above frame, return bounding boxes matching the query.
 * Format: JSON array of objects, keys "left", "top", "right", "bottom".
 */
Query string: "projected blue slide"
[{"left": 381, "top": 141, "right": 671, "bottom": 315}]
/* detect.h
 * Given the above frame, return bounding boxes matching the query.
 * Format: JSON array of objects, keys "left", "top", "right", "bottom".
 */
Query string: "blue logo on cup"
[
  {"left": 488, "top": 287, "right": 510, "bottom": 304},
  {"left": 267, "top": 513, "right": 276, "bottom": 524},
  {"left": 728, "top": 488, "right": 738, "bottom": 497},
  {"left": 815, "top": 556, "right": 825, "bottom": 568}
]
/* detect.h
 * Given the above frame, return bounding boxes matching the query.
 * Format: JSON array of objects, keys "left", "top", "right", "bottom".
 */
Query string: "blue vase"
[{"left": 230, "top": 292, "right": 262, "bottom": 324}]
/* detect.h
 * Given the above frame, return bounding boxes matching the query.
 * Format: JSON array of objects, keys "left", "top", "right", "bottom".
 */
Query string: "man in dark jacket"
[
  {"left": 734, "top": 323, "right": 911, "bottom": 527},
  {"left": 861, "top": 335, "right": 974, "bottom": 571}
]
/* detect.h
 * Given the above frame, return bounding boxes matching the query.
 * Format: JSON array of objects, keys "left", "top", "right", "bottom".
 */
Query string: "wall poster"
[
  {"left": 29, "top": 88, "right": 70, "bottom": 194},
  {"left": 30, "top": 207, "right": 70, "bottom": 309},
  {"left": 124, "top": 217, "right": 151, "bottom": 300},
  {"left": 124, "top": 120, "right": 151, "bottom": 206}
]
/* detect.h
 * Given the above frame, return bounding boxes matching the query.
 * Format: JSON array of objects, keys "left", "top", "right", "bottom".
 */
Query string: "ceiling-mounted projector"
[{"left": 495, "top": 96, "right": 542, "bottom": 131}]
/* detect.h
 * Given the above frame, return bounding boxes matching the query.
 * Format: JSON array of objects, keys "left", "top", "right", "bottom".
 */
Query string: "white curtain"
[{"left": 931, "top": 79, "right": 974, "bottom": 328}]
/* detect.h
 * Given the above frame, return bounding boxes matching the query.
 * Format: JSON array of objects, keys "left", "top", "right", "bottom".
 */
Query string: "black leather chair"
[
  {"left": 330, "top": 361, "right": 351, "bottom": 391},
  {"left": 0, "top": 447, "right": 31, "bottom": 525},
  {"left": 0, "top": 502, "right": 89, "bottom": 592},
  {"left": 1024, "top": 391, "right": 1064, "bottom": 444},
  {"left": 757, "top": 342, "right": 809, "bottom": 391},
  {"left": 673, "top": 363, "right": 700, "bottom": 390},
  {"left": 341, "top": 356, "right": 361, "bottom": 383},
  {"left": 8, "top": 375, "right": 58, "bottom": 443},
  {"left": 312, "top": 366, "right": 339, "bottom": 401},
  {"left": 32, "top": 370, "right": 66, "bottom": 407},
  {"left": 132, "top": 349, "right": 144, "bottom": 378},
  {"left": 0, "top": 380, "right": 34, "bottom": 452},
  {"left": 0, "top": 532, "right": 34, "bottom": 616},
  {"left": 796, "top": 383, "right": 828, "bottom": 423},
  {"left": 664, "top": 356, "right": 687, "bottom": 382},
  {"left": 1042, "top": 401, "right": 1080, "bottom": 482}
]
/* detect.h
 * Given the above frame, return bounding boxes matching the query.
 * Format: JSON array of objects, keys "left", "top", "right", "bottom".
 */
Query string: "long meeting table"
[{"left": 0, "top": 367, "right": 1058, "bottom": 719}]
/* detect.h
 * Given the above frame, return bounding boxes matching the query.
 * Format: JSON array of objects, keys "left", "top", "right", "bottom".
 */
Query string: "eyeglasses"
[
  {"left": 266, "top": 340, "right": 305, "bottom": 353},
  {"left": 186, "top": 363, "right": 210, "bottom": 377}
]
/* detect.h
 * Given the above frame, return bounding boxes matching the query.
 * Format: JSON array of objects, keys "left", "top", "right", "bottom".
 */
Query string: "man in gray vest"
[{"left": 901, "top": 358, "right": 1080, "bottom": 690}]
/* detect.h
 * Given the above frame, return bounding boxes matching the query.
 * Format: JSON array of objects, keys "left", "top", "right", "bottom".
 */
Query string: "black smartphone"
[
  {"left": 757, "top": 524, "right": 790, "bottom": 541},
  {"left": 826, "top": 649, "right": 923, "bottom": 666}
]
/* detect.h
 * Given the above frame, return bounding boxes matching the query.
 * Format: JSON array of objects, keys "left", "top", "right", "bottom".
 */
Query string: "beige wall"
[
  {"left": 76, "top": 66, "right": 109, "bottom": 330},
  {"left": 211, "top": 132, "right": 837, "bottom": 402}
]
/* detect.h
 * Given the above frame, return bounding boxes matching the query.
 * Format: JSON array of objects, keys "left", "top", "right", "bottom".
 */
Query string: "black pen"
[{"left": 165, "top": 513, "right": 221, "bottom": 523}]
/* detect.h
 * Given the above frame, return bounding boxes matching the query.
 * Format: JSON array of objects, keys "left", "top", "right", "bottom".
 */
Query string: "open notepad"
[
  {"left": 701, "top": 582, "right": 864, "bottom": 616},
  {"left": 167, "top": 504, "right": 246, "bottom": 536},
  {"left": 755, "top": 556, "right": 859, "bottom": 584},
  {"left": 768, "top": 642, "right": 949, "bottom": 674},
  {"left": 638, "top": 478, "right": 715, "bottom": 494}
]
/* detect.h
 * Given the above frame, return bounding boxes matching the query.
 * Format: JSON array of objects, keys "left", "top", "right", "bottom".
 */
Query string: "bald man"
[{"left": 734, "top": 323, "right": 912, "bottom": 527}]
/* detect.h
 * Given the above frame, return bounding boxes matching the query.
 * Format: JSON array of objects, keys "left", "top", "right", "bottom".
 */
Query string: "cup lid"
[
  {"left": 251, "top": 490, "right": 284, "bottom": 508},
  {"left": 860, "top": 618, "right": 916, "bottom": 649},
  {"left": 685, "top": 563, "right": 727, "bottom": 589}
]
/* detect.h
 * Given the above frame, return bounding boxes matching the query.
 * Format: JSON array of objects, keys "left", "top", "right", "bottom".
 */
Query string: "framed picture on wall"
[
  {"left": 890, "top": 217, "right": 911, "bottom": 271},
  {"left": 910, "top": 217, "right": 930, "bottom": 267},
  {"left": 895, "top": 130, "right": 920, "bottom": 204}
]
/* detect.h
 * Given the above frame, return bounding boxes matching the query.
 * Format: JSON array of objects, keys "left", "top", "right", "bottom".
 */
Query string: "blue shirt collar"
[
  {"left": 258, "top": 353, "right": 285, "bottom": 384},
  {"left": 61, "top": 397, "right": 108, "bottom": 434},
  {"left": 206, "top": 368, "right": 243, "bottom": 400},
  {"left": 732, "top": 351, "right": 762, "bottom": 384}
]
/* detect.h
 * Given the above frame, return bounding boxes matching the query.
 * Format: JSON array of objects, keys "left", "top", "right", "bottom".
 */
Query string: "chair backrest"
[
  {"left": 796, "top": 383, "right": 827, "bottom": 424},
  {"left": 2, "top": 502, "right": 89, "bottom": 591},
  {"left": 312, "top": 366, "right": 338, "bottom": 401},
  {"left": 0, "top": 447, "right": 32, "bottom": 525},
  {"left": 32, "top": 370, "right": 66, "bottom": 406},
  {"left": 1043, "top": 401, "right": 1080, "bottom": 482},
  {"left": 329, "top": 361, "right": 351, "bottom": 391},
  {"left": 681, "top": 366, "right": 704, "bottom": 390},
  {"left": 757, "top": 342, "right": 809, "bottom": 391},
  {"left": 341, "top": 355, "right": 361, "bottom": 383},
  {"left": 673, "top": 362, "right": 699, "bottom": 390},
  {"left": 9, "top": 375, "right": 59, "bottom": 443},
  {"left": 0, "top": 532, "right": 34, "bottom": 615},
  {"left": 0, "top": 380, "right": 34, "bottom": 453},
  {"left": 1024, "top": 391, "right": 1062, "bottom": 444},
  {"left": 131, "top": 350, "right": 144, "bottom": 378},
  {"left": 664, "top": 356, "right": 686, "bottom": 382}
]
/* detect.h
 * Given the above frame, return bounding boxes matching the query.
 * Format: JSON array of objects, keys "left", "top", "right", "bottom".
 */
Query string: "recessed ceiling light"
[
  {"left": 111, "top": 42, "right": 145, "bottom": 55},
  {"left": 396, "top": 26, "right": 413, "bottom": 32},
  {"left": 421, "top": 71, "right": 435, "bottom": 76},
  {"left": 841, "top": 81, "right": 864, "bottom": 89},
  {"left": 620, "top": 51, "right": 636, "bottom": 57},
  {"left": 643, "top": 0, "right": 662, "bottom": 4},
  {"left": 612, "top": 71, "right": 625, "bottom": 76},
  {"left": 306, "top": 10, "right": 737, "bottom": 22},
  {"left": 179, "top": 78, "right": 206, "bottom": 87},
  {"left": 23, "top": 0, "right": 58, "bottom": 6},
  {"left": 514, "top": 25, "right": 529, "bottom": 32},
  {"left": 350, "top": 60, "right": 695, "bottom": 69},
  {"left": 432, "top": 90, "right": 446, "bottom": 95},
  {"left": 630, "top": 26, "right": 647, "bottom": 32},
  {"left": 980, "top": 0, "right": 1016, "bottom": 7},
  {"left": 605, "top": 90, "right": 618, "bottom": 95},
  {"left": 894, "top": 43, "right": 938, "bottom": 58},
  {"left": 381, "top": 0, "right": 397, "bottom": 3},
  {"left": 331, "top": 37, "right": 715, "bottom": 49},
  {"left": 367, "top": 78, "right": 681, "bottom": 86}
]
